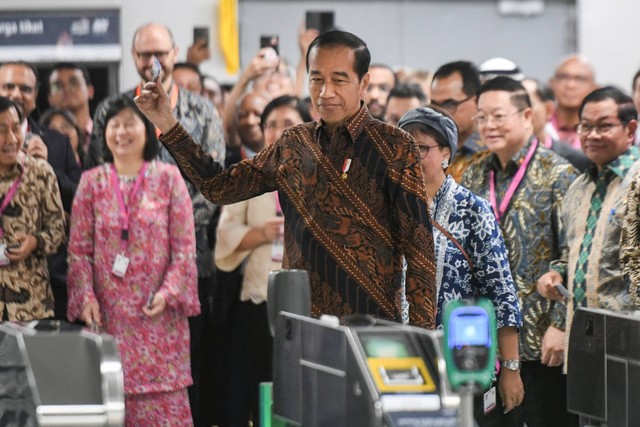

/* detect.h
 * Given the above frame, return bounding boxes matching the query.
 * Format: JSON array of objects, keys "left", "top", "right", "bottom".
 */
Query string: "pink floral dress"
[{"left": 67, "top": 161, "right": 199, "bottom": 426}]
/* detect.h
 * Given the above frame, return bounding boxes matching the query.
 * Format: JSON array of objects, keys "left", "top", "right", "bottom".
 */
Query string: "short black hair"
[
  {"left": 173, "top": 62, "right": 204, "bottom": 89},
  {"left": 478, "top": 76, "right": 531, "bottom": 111},
  {"left": 306, "top": 30, "right": 370, "bottom": 80},
  {"left": 102, "top": 96, "right": 159, "bottom": 162},
  {"left": 387, "top": 83, "right": 427, "bottom": 105},
  {"left": 0, "top": 96, "right": 22, "bottom": 122},
  {"left": 432, "top": 61, "right": 480, "bottom": 98},
  {"left": 50, "top": 62, "right": 92, "bottom": 86},
  {"left": 579, "top": 86, "right": 637, "bottom": 124},
  {"left": 260, "top": 95, "right": 312, "bottom": 131},
  {"left": 1, "top": 61, "right": 40, "bottom": 88}
]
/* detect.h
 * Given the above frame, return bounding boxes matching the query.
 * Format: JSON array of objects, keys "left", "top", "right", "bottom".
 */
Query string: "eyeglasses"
[
  {"left": 576, "top": 121, "right": 623, "bottom": 136},
  {"left": 554, "top": 73, "right": 592, "bottom": 85},
  {"left": 430, "top": 95, "right": 474, "bottom": 113},
  {"left": 1, "top": 82, "right": 35, "bottom": 95},
  {"left": 474, "top": 110, "right": 524, "bottom": 126},
  {"left": 134, "top": 50, "right": 173, "bottom": 61},
  {"left": 417, "top": 144, "right": 440, "bottom": 158},
  {"left": 50, "top": 77, "right": 83, "bottom": 93}
]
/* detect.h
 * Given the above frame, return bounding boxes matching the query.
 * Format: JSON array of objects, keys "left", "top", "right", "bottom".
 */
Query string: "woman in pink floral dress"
[{"left": 67, "top": 96, "right": 199, "bottom": 426}]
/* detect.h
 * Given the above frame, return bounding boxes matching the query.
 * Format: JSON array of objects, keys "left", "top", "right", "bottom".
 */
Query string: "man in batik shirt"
[
  {"left": 539, "top": 86, "right": 640, "bottom": 362},
  {"left": 135, "top": 30, "right": 438, "bottom": 329},
  {"left": 462, "top": 77, "right": 578, "bottom": 427}
]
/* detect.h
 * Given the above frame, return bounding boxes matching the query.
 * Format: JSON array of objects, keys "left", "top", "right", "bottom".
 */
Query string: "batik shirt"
[
  {"left": 431, "top": 176, "right": 521, "bottom": 329},
  {"left": 461, "top": 137, "right": 578, "bottom": 360},
  {"left": 160, "top": 104, "right": 438, "bottom": 329},
  {"left": 550, "top": 145, "right": 640, "bottom": 312},
  {"left": 621, "top": 158, "right": 640, "bottom": 306},
  {"left": 448, "top": 131, "right": 487, "bottom": 183},
  {"left": 0, "top": 153, "right": 66, "bottom": 321},
  {"left": 89, "top": 86, "right": 225, "bottom": 277}
]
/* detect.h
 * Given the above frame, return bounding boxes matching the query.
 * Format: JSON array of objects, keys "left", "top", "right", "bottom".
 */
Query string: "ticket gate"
[
  {"left": 0, "top": 320, "right": 124, "bottom": 427},
  {"left": 271, "top": 313, "right": 460, "bottom": 427},
  {"left": 568, "top": 308, "right": 640, "bottom": 427}
]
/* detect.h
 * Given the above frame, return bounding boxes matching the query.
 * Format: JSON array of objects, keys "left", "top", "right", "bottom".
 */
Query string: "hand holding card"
[{"left": 151, "top": 56, "right": 162, "bottom": 81}]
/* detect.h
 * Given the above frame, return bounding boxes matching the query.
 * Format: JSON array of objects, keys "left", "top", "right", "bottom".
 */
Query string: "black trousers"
[
  {"left": 188, "top": 276, "right": 217, "bottom": 427},
  {"left": 474, "top": 361, "right": 578, "bottom": 427}
]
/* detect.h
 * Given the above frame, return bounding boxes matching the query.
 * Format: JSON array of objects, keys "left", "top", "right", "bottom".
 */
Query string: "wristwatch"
[{"left": 502, "top": 359, "right": 521, "bottom": 371}]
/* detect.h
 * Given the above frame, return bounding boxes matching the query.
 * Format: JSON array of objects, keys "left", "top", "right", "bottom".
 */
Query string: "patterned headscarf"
[{"left": 398, "top": 107, "right": 458, "bottom": 161}]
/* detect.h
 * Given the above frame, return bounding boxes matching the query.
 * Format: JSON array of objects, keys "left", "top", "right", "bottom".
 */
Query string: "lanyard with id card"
[
  {"left": 0, "top": 161, "right": 24, "bottom": 267},
  {"left": 109, "top": 162, "right": 148, "bottom": 278}
]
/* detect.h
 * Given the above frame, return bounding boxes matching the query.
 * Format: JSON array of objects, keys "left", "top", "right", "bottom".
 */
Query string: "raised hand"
[{"left": 134, "top": 80, "right": 178, "bottom": 134}]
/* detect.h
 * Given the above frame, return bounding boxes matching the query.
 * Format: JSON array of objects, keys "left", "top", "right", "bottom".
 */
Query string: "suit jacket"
[
  {"left": 28, "top": 118, "right": 81, "bottom": 213},
  {"left": 28, "top": 117, "right": 81, "bottom": 319}
]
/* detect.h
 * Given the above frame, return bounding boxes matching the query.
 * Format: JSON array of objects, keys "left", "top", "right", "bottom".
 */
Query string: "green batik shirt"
[
  {"left": 555, "top": 146, "right": 640, "bottom": 338},
  {"left": 462, "top": 137, "right": 578, "bottom": 361}
]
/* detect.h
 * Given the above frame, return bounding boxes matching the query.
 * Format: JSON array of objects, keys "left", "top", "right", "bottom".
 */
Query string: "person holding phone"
[
  {"left": 67, "top": 96, "right": 199, "bottom": 425},
  {"left": 0, "top": 97, "right": 66, "bottom": 322},
  {"left": 222, "top": 40, "right": 295, "bottom": 148},
  {"left": 538, "top": 87, "right": 640, "bottom": 368}
]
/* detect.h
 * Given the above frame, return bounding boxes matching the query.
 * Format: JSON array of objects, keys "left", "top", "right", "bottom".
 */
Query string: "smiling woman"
[{"left": 67, "top": 95, "right": 199, "bottom": 425}]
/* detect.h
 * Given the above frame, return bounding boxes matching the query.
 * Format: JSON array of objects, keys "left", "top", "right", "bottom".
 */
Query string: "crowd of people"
[{"left": 1, "top": 18, "right": 640, "bottom": 427}]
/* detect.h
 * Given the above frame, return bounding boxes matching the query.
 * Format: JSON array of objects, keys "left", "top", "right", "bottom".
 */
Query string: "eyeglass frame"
[
  {"left": 49, "top": 77, "right": 84, "bottom": 93},
  {"left": 430, "top": 94, "right": 474, "bottom": 114},
  {"left": 553, "top": 72, "right": 592, "bottom": 86},
  {"left": 576, "top": 121, "right": 625, "bottom": 136},
  {"left": 134, "top": 50, "right": 174, "bottom": 61},
  {"left": 416, "top": 143, "right": 441, "bottom": 158},
  {"left": 473, "top": 109, "right": 525, "bottom": 127}
]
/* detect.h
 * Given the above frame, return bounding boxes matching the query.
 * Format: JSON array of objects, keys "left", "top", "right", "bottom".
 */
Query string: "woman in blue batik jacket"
[{"left": 399, "top": 107, "right": 524, "bottom": 420}]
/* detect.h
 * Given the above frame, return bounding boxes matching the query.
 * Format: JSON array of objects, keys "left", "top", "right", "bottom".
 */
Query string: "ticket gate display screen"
[{"left": 359, "top": 332, "right": 436, "bottom": 394}]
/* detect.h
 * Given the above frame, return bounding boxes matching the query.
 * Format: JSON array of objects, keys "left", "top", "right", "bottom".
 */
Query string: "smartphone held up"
[{"left": 151, "top": 56, "right": 162, "bottom": 81}]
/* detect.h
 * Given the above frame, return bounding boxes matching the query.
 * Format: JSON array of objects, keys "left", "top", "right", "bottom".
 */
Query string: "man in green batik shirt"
[{"left": 538, "top": 86, "right": 640, "bottom": 367}]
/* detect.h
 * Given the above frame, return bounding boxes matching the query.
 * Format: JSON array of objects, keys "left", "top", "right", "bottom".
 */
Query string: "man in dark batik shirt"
[
  {"left": 462, "top": 77, "right": 578, "bottom": 427},
  {"left": 135, "top": 30, "right": 437, "bottom": 329}
]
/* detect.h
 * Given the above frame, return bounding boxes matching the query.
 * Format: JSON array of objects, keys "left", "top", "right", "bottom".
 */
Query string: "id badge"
[
  {"left": 0, "top": 244, "right": 9, "bottom": 267},
  {"left": 271, "top": 239, "right": 284, "bottom": 262},
  {"left": 112, "top": 253, "right": 130, "bottom": 277},
  {"left": 484, "top": 386, "right": 497, "bottom": 414}
]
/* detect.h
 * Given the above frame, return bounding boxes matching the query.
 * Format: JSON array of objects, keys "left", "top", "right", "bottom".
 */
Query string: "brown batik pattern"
[{"left": 161, "top": 105, "right": 437, "bottom": 328}]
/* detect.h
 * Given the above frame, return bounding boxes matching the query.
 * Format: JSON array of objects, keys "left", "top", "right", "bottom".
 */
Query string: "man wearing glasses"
[
  {"left": 462, "top": 77, "right": 578, "bottom": 427},
  {"left": 538, "top": 87, "right": 640, "bottom": 373},
  {"left": 548, "top": 55, "right": 598, "bottom": 150},
  {"left": 86, "top": 22, "right": 225, "bottom": 427},
  {"left": 430, "top": 61, "right": 486, "bottom": 182}
]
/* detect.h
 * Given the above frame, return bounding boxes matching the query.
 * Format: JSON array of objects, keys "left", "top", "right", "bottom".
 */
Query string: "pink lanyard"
[
  {"left": 0, "top": 163, "right": 24, "bottom": 239},
  {"left": 489, "top": 140, "right": 538, "bottom": 223},
  {"left": 109, "top": 162, "right": 148, "bottom": 249},
  {"left": 274, "top": 191, "right": 282, "bottom": 215}
]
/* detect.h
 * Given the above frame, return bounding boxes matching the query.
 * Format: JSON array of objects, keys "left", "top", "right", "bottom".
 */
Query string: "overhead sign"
[{"left": 0, "top": 9, "right": 121, "bottom": 62}]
